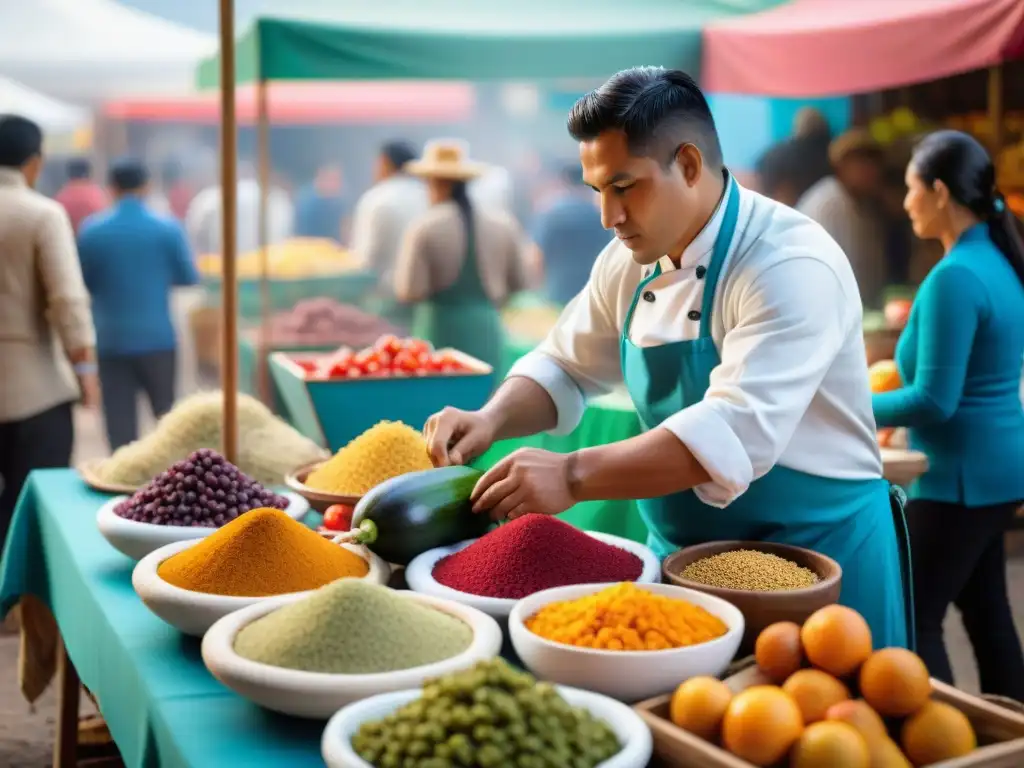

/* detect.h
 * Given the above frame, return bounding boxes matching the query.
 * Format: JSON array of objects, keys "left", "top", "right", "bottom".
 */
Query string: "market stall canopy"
[
  {"left": 0, "top": 0, "right": 216, "bottom": 104},
  {"left": 702, "top": 0, "right": 1024, "bottom": 97},
  {"left": 102, "top": 82, "right": 475, "bottom": 124},
  {"left": 195, "top": 0, "right": 787, "bottom": 86},
  {"left": 0, "top": 78, "right": 89, "bottom": 135}
]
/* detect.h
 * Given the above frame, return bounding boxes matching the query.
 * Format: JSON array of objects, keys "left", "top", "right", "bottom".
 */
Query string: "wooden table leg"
[{"left": 53, "top": 636, "right": 80, "bottom": 768}]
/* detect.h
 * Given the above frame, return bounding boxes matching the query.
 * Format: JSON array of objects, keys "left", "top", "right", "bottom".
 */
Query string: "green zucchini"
[{"left": 348, "top": 465, "right": 493, "bottom": 565}]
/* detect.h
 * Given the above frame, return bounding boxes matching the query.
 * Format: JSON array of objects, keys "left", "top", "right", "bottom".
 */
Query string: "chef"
[{"left": 424, "top": 67, "right": 911, "bottom": 649}]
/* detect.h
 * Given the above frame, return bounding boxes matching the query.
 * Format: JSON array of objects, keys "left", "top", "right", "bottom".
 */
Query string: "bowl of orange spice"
[{"left": 508, "top": 582, "right": 743, "bottom": 703}]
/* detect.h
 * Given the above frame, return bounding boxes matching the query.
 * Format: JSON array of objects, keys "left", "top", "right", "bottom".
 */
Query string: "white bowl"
[
  {"left": 404, "top": 531, "right": 661, "bottom": 620},
  {"left": 201, "top": 591, "right": 503, "bottom": 719},
  {"left": 321, "top": 685, "right": 653, "bottom": 768},
  {"left": 96, "top": 491, "right": 309, "bottom": 562},
  {"left": 509, "top": 582, "right": 744, "bottom": 703},
  {"left": 132, "top": 538, "right": 390, "bottom": 637}
]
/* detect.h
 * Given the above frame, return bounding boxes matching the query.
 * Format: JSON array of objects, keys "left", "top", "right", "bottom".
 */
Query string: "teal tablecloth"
[{"left": 0, "top": 471, "right": 324, "bottom": 767}]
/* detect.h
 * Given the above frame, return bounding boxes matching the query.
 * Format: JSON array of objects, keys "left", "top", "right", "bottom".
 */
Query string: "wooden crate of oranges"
[{"left": 635, "top": 604, "right": 1024, "bottom": 767}]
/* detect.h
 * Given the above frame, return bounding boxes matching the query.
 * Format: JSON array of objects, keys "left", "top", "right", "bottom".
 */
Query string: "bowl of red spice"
[
  {"left": 404, "top": 514, "right": 661, "bottom": 621},
  {"left": 132, "top": 508, "right": 389, "bottom": 637}
]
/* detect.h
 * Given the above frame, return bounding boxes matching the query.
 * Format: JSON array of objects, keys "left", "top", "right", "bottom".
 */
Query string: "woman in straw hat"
[{"left": 394, "top": 140, "right": 529, "bottom": 371}]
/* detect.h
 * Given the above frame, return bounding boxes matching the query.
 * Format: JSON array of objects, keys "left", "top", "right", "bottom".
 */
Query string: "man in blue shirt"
[
  {"left": 78, "top": 159, "right": 199, "bottom": 449},
  {"left": 529, "top": 163, "right": 610, "bottom": 305},
  {"left": 293, "top": 163, "right": 349, "bottom": 241}
]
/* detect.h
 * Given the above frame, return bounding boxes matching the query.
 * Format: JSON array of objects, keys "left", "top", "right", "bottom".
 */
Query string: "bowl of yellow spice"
[
  {"left": 508, "top": 582, "right": 743, "bottom": 703},
  {"left": 286, "top": 420, "right": 435, "bottom": 513},
  {"left": 132, "top": 507, "right": 389, "bottom": 637},
  {"left": 662, "top": 541, "right": 841, "bottom": 654}
]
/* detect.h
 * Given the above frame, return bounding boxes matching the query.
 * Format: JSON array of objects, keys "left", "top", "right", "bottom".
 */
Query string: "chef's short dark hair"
[
  {"left": 567, "top": 67, "right": 723, "bottom": 169},
  {"left": 0, "top": 114, "right": 43, "bottom": 168},
  {"left": 109, "top": 158, "right": 149, "bottom": 192}
]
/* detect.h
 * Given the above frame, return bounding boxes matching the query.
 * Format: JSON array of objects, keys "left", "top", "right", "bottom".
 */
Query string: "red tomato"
[
  {"left": 403, "top": 338, "right": 432, "bottom": 357},
  {"left": 344, "top": 365, "right": 363, "bottom": 378},
  {"left": 384, "top": 335, "right": 406, "bottom": 356},
  {"left": 351, "top": 348, "right": 376, "bottom": 372},
  {"left": 327, "top": 362, "right": 348, "bottom": 379},
  {"left": 393, "top": 350, "right": 420, "bottom": 373},
  {"left": 363, "top": 360, "right": 383, "bottom": 376},
  {"left": 323, "top": 504, "right": 353, "bottom": 531}
]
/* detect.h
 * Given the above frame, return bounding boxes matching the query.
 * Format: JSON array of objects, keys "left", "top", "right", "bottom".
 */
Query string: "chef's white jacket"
[{"left": 508, "top": 182, "right": 884, "bottom": 509}]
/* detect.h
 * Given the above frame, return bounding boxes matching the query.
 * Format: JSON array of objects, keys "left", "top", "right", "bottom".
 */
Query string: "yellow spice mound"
[
  {"left": 305, "top": 420, "right": 433, "bottom": 496},
  {"left": 526, "top": 582, "right": 729, "bottom": 651}
]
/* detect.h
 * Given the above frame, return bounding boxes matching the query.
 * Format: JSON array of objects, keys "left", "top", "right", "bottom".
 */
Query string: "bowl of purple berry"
[{"left": 96, "top": 449, "right": 310, "bottom": 561}]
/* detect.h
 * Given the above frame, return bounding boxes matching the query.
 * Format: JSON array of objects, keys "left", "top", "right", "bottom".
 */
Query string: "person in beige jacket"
[{"left": 0, "top": 115, "right": 97, "bottom": 547}]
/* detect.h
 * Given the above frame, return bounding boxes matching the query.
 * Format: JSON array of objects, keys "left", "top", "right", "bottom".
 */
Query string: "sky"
[{"left": 114, "top": 0, "right": 272, "bottom": 32}]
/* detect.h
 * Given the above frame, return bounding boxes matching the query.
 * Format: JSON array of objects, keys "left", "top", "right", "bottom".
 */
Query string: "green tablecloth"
[
  {"left": 0, "top": 472, "right": 325, "bottom": 767},
  {"left": 476, "top": 390, "right": 649, "bottom": 544}
]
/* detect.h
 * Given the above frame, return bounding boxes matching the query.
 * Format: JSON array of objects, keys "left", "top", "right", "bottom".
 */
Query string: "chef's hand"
[
  {"left": 424, "top": 407, "right": 496, "bottom": 467},
  {"left": 471, "top": 448, "right": 575, "bottom": 521}
]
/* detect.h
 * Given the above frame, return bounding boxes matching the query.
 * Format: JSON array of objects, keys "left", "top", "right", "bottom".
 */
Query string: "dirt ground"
[{"left": 1, "top": 288, "right": 1023, "bottom": 764}]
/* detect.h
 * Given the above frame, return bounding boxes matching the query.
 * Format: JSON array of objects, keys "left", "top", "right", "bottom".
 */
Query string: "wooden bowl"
[
  {"left": 661, "top": 541, "right": 842, "bottom": 655},
  {"left": 284, "top": 461, "right": 361, "bottom": 514}
]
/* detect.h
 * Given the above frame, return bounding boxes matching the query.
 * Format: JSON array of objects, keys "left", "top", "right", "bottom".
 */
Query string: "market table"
[{"left": 0, "top": 471, "right": 326, "bottom": 768}]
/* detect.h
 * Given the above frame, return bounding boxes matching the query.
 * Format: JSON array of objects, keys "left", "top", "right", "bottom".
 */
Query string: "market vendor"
[
  {"left": 424, "top": 67, "right": 911, "bottom": 649},
  {"left": 393, "top": 140, "right": 530, "bottom": 372},
  {"left": 873, "top": 131, "right": 1024, "bottom": 698}
]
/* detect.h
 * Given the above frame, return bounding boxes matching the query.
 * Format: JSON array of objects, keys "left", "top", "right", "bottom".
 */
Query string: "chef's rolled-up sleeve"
[
  {"left": 506, "top": 242, "right": 623, "bottom": 435},
  {"left": 661, "top": 257, "right": 851, "bottom": 507}
]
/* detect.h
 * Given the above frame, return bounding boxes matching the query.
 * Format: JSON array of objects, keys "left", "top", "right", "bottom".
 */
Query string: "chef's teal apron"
[
  {"left": 621, "top": 176, "right": 914, "bottom": 650},
  {"left": 411, "top": 229, "right": 505, "bottom": 373}
]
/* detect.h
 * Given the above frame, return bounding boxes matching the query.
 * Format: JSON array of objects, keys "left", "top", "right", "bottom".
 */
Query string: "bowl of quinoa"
[{"left": 661, "top": 541, "right": 841, "bottom": 654}]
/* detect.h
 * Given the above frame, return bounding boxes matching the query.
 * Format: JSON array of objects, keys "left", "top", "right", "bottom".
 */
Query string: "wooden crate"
[{"left": 634, "top": 663, "right": 1024, "bottom": 767}]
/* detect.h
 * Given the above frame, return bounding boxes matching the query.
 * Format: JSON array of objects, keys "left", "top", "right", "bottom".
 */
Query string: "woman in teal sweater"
[{"left": 874, "top": 131, "right": 1024, "bottom": 698}]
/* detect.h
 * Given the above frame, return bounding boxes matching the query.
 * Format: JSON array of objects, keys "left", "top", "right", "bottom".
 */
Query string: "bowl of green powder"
[
  {"left": 201, "top": 580, "right": 503, "bottom": 719},
  {"left": 320, "top": 660, "right": 653, "bottom": 768}
]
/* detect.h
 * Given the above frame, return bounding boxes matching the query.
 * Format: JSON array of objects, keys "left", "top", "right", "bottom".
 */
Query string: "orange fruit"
[
  {"left": 901, "top": 700, "right": 976, "bottom": 765},
  {"left": 872, "top": 738, "right": 914, "bottom": 768},
  {"left": 790, "top": 721, "right": 870, "bottom": 768},
  {"left": 669, "top": 676, "right": 733, "bottom": 741},
  {"left": 827, "top": 700, "right": 911, "bottom": 767},
  {"left": 721, "top": 685, "right": 804, "bottom": 766},
  {"left": 783, "top": 669, "right": 851, "bottom": 723},
  {"left": 801, "top": 605, "right": 873, "bottom": 678},
  {"left": 826, "top": 700, "right": 888, "bottom": 743},
  {"left": 869, "top": 360, "right": 901, "bottom": 393},
  {"left": 755, "top": 621, "right": 804, "bottom": 683},
  {"left": 859, "top": 648, "right": 931, "bottom": 717}
]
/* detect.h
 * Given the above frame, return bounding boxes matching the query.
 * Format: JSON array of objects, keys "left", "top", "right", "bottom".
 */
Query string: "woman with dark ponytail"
[
  {"left": 394, "top": 140, "right": 528, "bottom": 371},
  {"left": 874, "top": 130, "right": 1024, "bottom": 697}
]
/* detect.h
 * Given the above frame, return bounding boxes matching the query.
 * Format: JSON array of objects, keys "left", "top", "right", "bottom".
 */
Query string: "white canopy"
[
  {"left": 0, "top": 0, "right": 216, "bottom": 104},
  {"left": 0, "top": 78, "right": 89, "bottom": 135}
]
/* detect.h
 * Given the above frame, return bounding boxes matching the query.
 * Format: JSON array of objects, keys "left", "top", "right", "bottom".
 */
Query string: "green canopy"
[{"left": 196, "top": 0, "right": 786, "bottom": 87}]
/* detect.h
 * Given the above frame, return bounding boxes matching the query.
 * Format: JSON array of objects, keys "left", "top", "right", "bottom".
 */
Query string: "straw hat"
[
  {"left": 405, "top": 139, "right": 487, "bottom": 181},
  {"left": 829, "top": 128, "right": 884, "bottom": 166}
]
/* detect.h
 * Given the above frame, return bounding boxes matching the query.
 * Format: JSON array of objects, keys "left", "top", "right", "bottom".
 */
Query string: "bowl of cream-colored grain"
[{"left": 662, "top": 541, "right": 841, "bottom": 653}]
